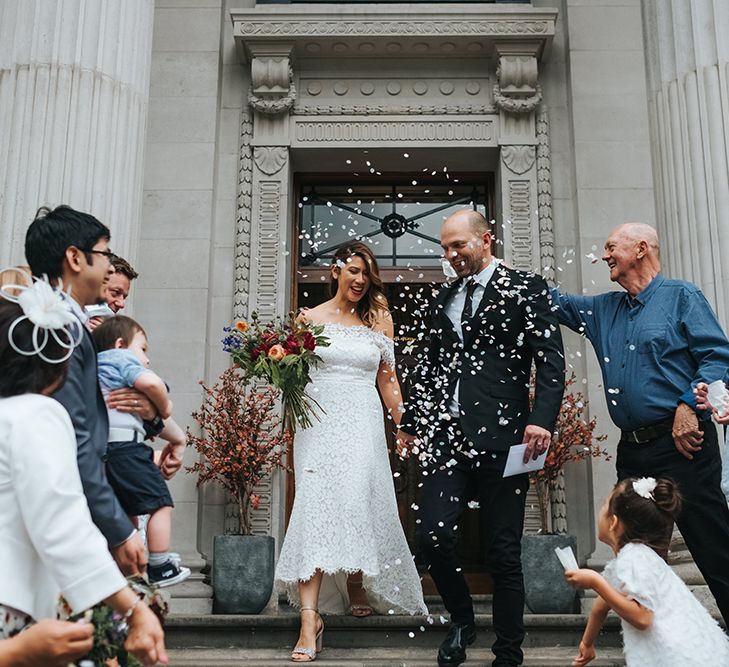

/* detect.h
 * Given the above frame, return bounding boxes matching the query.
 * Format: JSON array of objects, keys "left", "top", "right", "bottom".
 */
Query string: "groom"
[{"left": 397, "top": 210, "right": 565, "bottom": 667}]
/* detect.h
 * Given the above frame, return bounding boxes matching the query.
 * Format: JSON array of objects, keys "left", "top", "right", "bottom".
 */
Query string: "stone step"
[
  {"left": 165, "top": 613, "right": 623, "bottom": 651},
  {"left": 166, "top": 646, "right": 626, "bottom": 666}
]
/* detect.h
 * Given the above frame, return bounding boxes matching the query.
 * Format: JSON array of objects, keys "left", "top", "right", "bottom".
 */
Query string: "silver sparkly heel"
[{"left": 291, "top": 606, "right": 324, "bottom": 662}]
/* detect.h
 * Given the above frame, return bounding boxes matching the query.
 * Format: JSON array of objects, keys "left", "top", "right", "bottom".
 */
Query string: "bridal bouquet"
[{"left": 222, "top": 312, "right": 329, "bottom": 432}]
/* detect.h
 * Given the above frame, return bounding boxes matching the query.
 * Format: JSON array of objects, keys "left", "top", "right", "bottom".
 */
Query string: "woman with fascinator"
[
  {"left": 0, "top": 271, "right": 168, "bottom": 667},
  {"left": 274, "top": 242, "right": 427, "bottom": 662}
]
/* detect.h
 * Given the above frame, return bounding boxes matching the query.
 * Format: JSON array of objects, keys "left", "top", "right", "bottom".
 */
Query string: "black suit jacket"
[
  {"left": 402, "top": 264, "right": 566, "bottom": 451},
  {"left": 52, "top": 318, "right": 134, "bottom": 547}
]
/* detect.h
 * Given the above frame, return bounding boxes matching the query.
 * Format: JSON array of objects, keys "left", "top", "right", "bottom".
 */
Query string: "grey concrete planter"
[
  {"left": 213, "top": 535, "right": 275, "bottom": 614},
  {"left": 521, "top": 534, "right": 578, "bottom": 614}
]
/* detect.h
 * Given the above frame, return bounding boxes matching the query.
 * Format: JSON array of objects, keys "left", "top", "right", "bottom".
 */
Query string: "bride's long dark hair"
[{"left": 329, "top": 242, "right": 388, "bottom": 328}]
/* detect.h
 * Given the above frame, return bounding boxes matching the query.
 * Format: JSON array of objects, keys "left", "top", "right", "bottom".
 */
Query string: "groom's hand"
[
  {"left": 396, "top": 430, "right": 417, "bottom": 458},
  {"left": 523, "top": 424, "right": 551, "bottom": 463}
]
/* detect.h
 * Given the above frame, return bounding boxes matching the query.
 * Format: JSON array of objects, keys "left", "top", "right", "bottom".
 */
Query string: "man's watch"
[{"left": 143, "top": 414, "right": 165, "bottom": 439}]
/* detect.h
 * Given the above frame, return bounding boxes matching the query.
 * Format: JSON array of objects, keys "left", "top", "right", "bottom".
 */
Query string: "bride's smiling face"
[{"left": 332, "top": 255, "right": 370, "bottom": 303}]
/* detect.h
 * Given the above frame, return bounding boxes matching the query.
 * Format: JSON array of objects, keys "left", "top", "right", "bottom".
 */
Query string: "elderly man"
[
  {"left": 397, "top": 210, "right": 565, "bottom": 667},
  {"left": 551, "top": 222, "right": 729, "bottom": 624}
]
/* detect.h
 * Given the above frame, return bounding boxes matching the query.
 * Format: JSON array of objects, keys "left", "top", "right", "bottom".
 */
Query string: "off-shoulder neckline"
[{"left": 318, "top": 322, "right": 392, "bottom": 340}]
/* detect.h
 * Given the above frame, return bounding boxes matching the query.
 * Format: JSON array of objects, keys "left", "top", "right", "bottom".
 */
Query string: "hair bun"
[{"left": 652, "top": 478, "right": 682, "bottom": 518}]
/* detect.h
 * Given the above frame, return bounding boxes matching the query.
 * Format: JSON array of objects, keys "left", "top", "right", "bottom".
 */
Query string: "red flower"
[
  {"left": 284, "top": 334, "right": 301, "bottom": 355},
  {"left": 302, "top": 331, "right": 316, "bottom": 352},
  {"left": 251, "top": 344, "right": 270, "bottom": 361},
  {"left": 262, "top": 330, "right": 279, "bottom": 346}
]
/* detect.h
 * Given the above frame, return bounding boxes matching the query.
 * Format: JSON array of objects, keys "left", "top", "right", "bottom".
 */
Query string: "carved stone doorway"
[{"left": 292, "top": 174, "right": 496, "bottom": 593}]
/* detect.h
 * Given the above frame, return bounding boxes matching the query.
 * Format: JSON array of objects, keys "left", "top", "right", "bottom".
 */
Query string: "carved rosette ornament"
[{"left": 248, "top": 57, "right": 297, "bottom": 115}]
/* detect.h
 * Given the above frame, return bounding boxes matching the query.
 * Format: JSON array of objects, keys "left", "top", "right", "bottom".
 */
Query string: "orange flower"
[
  {"left": 268, "top": 344, "right": 286, "bottom": 361},
  {"left": 235, "top": 320, "right": 249, "bottom": 333}
]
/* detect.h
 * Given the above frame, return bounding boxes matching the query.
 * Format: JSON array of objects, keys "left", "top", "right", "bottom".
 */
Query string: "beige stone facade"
[{"left": 2, "top": 0, "right": 728, "bottom": 594}]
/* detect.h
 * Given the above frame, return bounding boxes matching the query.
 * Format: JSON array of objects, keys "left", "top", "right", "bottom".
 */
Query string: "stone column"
[
  {"left": 642, "top": 0, "right": 729, "bottom": 330},
  {"left": 494, "top": 42, "right": 542, "bottom": 274},
  {"left": 228, "top": 44, "right": 295, "bottom": 553},
  {"left": 0, "top": 0, "right": 154, "bottom": 265}
]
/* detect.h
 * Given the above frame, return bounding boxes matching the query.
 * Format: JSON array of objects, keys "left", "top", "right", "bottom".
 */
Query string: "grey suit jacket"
[{"left": 52, "top": 318, "right": 134, "bottom": 547}]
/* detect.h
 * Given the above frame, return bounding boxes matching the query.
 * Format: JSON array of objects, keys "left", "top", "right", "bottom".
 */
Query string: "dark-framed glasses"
[{"left": 79, "top": 248, "right": 115, "bottom": 260}]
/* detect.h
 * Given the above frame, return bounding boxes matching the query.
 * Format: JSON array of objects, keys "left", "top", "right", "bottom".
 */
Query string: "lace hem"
[{"left": 275, "top": 565, "right": 428, "bottom": 617}]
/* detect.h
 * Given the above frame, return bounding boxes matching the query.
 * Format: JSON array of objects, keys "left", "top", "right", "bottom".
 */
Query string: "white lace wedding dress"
[{"left": 274, "top": 324, "right": 428, "bottom": 616}]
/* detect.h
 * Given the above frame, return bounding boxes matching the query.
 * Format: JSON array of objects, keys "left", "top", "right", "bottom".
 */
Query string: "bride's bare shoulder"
[
  {"left": 297, "top": 303, "right": 327, "bottom": 325},
  {"left": 372, "top": 308, "right": 394, "bottom": 338}
]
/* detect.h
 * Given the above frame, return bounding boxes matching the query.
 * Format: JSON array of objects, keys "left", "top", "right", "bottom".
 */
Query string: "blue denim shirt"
[{"left": 550, "top": 274, "right": 729, "bottom": 431}]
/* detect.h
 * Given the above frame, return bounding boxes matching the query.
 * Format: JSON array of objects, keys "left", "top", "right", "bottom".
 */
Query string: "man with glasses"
[{"left": 24, "top": 205, "right": 148, "bottom": 576}]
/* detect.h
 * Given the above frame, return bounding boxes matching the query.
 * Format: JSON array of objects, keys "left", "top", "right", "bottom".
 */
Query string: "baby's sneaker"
[{"left": 148, "top": 557, "right": 191, "bottom": 588}]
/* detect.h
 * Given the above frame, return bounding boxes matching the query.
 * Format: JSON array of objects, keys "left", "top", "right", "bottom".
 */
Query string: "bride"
[{"left": 274, "top": 241, "right": 427, "bottom": 662}]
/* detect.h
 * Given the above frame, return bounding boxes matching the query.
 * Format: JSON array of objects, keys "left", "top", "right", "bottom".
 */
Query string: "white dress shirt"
[
  {"left": 445, "top": 258, "right": 499, "bottom": 417},
  {"left": 0, "top": 394, "right": 126, "bottom": 620}
]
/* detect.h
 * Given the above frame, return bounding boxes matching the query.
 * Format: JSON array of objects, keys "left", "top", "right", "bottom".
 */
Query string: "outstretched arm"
[
  {"left": 565, "top": 568, "right": 653, "bottom": 631},
  {"left": 572, "top": 596, "right": 609, "bottom": 666},
  {"left": 524, "top": 277, "right": 566, "bottom": 461}
]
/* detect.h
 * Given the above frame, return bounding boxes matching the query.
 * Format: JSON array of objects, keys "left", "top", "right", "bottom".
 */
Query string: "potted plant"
[
  {"left": 187, "top": 367, "right": 290, "bottom": 614},
  {"left": 521, "top": 374, "right": 610, "bottom": 613}
]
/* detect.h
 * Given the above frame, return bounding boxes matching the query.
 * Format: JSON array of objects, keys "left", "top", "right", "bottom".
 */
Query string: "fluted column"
[
  {"left": 642, "top": 0, "right": 729, "bottom": 330},
  {"left": 0, "top": 0, "right": 154, "bottom": 266}
]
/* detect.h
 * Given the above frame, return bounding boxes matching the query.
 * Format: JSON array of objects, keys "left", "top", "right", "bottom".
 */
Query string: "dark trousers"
[
  {"left": 418, "top": 430, "right": 529, "bottom": 666},
  {"left": 616, "top": 424, "right": 729, "bottom": 625}
]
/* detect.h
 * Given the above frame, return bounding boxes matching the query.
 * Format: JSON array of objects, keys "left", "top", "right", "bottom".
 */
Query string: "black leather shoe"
[{"left": 437, "top": 622, "right": 477, "bottom": 666}]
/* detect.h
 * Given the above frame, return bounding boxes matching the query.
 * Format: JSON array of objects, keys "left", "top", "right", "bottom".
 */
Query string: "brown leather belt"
[{"left": 620, "top": 418, "right": 674, "bottom": 444}]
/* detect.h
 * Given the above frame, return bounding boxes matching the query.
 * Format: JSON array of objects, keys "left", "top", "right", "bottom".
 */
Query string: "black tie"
[{"left": 461, "top": 278, "right": 478, "bottom": 337}]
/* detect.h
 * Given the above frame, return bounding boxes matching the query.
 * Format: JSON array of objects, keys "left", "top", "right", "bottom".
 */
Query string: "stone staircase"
[
  {"left": 162, "top": 535, "right": 720, "bottom": 666},
  {"left": 163, "top": 594, "right": 624, "bottom": 666}
]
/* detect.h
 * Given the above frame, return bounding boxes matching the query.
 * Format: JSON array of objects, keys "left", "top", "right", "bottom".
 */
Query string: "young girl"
[{"left": 566, "top": 477, "right": 729, "bottom": 666}]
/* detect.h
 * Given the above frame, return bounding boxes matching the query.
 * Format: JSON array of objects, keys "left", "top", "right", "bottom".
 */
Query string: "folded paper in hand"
[
  {"left": 707, "top": 380, "right": 729, "bottom": 414},
  {"left": 554, "top": 546, "right": 579, "bottom": 572},
  {"left": 502, "top": 443, "right": 549, "bottom": 478}
]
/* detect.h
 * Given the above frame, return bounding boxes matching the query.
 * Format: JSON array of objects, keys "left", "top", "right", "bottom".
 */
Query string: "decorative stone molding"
[
  {"left": 501, "top": 145, "right": 536, "bottom": 175},
  {"left": 493, "top": 44, "right": 543, "bottom": 115},
  {"left": 292, "top": 118, "right": 496, "bottom": 147},
  {"left": 234, "top": 19, "right": 553, "bottom": 38},
  {"left": 247, "top": 44, "right": 296, "bottom": 115},
  {"left": 508, "top": 180, "right": 533, "bottom": 271},
  {"left": 253, "top": 146, "right": 288, "bottom": 176},
  {"left": 493, "top": 83, "right": 542, "bottom": 114},
  {"left": 536, "top": 107, "right": 555, "bottom": 286},
  {"left": 249, "top": 63, "right": 296, "bottom": 115},
  {"left": 232, "top": 8, "right": 557, "bottom": 62},
  {"left": 292, "top": 103, "right": 496, "bottom": 116},
  {"left": 234, "top": 110, "right": 253, "bottom": 321}
]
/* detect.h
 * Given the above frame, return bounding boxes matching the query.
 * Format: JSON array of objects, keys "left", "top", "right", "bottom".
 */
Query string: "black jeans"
[
  {"left": 617, "top": 424, "right": 729, "bottom": 626},
  {"left": 418, "top": 429, "right": 529, "bottom": 666}
]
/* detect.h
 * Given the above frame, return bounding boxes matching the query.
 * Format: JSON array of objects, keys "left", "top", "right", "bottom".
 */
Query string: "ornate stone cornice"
[
  {"left": 231, "top": 7, "right": 557, "bottom": 58},
  {"left": 235, "top": 19, "right": 552, "bottom": 38},
  {"left": 292, "top": 103, "right": 496, "bottom": 116}
]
